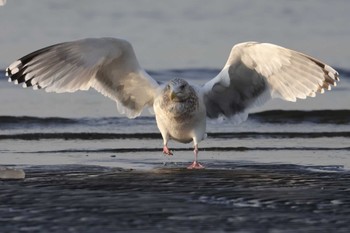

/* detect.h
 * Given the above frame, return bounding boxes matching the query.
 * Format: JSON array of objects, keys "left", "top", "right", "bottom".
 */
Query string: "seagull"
[{"left": 5, "top": 38, "right": 339, "bottom": 169}]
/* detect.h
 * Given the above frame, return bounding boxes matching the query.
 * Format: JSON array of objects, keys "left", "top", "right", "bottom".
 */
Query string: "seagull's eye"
[{"left": 179, "top": 84, "right": 185, "bottom": 90}]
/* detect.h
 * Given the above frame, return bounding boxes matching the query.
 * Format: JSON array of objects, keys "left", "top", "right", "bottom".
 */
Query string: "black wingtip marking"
[
  {"left": 25, "top": 79, "right": 34, "bottom": 87},
  {"left": 9, "top": 66, "right": 28, "bottom": 83},
  {"left": 7, "top": 42, "right": 65, "bottom": 82},
  {"left": 5, "top": 67, "right": 10, "bottom": 76},
  {"left": 306, "top": 56, "right": 339, "bottom": 94},
  {"left": 309, "top": 57, "right": 325, "bottom": 69},
  {"left": 18, "top": 42, "right": 63, "bottom": 66}
]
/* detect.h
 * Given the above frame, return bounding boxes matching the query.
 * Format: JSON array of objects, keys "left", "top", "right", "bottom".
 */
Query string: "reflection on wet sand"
[{"left": 1, "top": 164, "right": 349, "bottom": 232}]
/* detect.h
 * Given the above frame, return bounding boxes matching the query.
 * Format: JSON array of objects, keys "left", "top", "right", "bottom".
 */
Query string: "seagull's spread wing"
[
  {"left": 203, "top": 42, "right": 339, "bottom": 123},
  {"left": 6, "top": 38, "right": 160, "bottom": 118}
]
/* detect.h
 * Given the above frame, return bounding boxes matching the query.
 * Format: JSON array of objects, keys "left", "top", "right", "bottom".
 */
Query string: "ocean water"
[
  {"left": 1, "top": 1, "right": 350, "bottom": 232},
  {"left": 1, "top": 0, "right": 350, "bottom": 70},
  {"left": 1, "top": 67, "right": 349, "bottom": 167}
]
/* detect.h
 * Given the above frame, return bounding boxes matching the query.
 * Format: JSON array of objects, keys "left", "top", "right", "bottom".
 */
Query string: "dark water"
[{"left": 1, "top": 68, "right": 350, "bottom": 232}]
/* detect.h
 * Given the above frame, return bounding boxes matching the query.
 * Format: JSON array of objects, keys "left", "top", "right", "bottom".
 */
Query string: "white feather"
[
  {"left": 202, "top": 42, "right": 339, "bottom": 124},
  {"left": 6, "top": 38, "right": 159, "bottom": 118}
]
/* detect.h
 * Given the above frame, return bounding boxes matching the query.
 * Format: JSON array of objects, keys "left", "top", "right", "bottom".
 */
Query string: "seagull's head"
[{"left": 166, "top": 78, "right": 192, "bottom": 102}]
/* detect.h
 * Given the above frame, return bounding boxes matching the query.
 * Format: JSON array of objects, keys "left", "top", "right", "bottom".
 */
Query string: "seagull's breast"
[{"left": 153, "top": 88, "right": 206, "bottom": 143}]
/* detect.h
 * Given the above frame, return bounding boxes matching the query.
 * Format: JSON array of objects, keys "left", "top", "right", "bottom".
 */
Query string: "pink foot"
[
  {"left": 163, "top": 145, "right": 173, "bottom": 156},
  {"left": 187, "top": 161, "right": 205, "bottom": 169}
]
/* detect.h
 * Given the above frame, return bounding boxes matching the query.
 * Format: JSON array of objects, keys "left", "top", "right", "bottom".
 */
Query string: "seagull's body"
[
  {"left": 6, "top": 38, "right": 339, "bottom": 169},
  {"left": 154, "top": 78, "right": 207, "bottom": 168}
]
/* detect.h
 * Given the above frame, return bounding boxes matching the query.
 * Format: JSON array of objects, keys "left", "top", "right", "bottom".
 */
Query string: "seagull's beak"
[{"left": 170, "top": 91, "right": 177, "bottom": 100}]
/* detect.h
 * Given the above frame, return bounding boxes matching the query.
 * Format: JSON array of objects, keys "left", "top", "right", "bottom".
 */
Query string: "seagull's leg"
[
  {"left": 163, "top": 144, "right": 173, "bottom": 156},
  {"left": 162, "top": 135, "right": 173, "bottom": 156},
  {"left": 187, "top": 144, "right": 204, "bottom": 169}
]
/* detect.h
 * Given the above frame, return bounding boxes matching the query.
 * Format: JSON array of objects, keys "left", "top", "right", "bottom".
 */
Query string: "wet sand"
[{"left": 1, "top": 163, "right": 349, "bottom": 233}]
